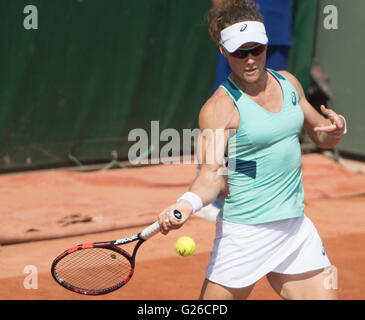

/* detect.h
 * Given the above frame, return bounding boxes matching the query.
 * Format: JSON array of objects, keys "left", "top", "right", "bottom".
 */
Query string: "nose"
[{"left": 245, "top": 55, "right": 256, "bottom": 64}]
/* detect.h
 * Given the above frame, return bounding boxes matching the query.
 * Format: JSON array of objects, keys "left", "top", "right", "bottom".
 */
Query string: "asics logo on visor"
[{"left": 240, "top": 24, "right": 248, "bottom": 32}]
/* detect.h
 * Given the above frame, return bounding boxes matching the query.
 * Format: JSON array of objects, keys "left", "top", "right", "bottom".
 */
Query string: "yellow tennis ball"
[{"left": 175, "top": 236, "right": 196, "bottom": 257}]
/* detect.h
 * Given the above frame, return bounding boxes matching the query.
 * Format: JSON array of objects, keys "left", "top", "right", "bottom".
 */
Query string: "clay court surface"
[{"left": 0, "top": 153, "right": 364, "bottom": 300}]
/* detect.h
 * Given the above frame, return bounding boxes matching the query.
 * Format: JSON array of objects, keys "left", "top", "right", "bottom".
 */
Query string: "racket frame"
[
  {"left": 51, "top": 210, "right": 181, "bottom": 295},
  {"left": 51, "top": 235, "right": 145, "bottom": 295}
]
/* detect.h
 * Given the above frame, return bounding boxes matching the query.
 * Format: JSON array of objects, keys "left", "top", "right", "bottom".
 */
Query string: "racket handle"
[
  {"left": 140, "top": 210, "right": 182, "bottom": 240},
  {"left": 172, "top": 209, "right": 182, "bottom": 220}
]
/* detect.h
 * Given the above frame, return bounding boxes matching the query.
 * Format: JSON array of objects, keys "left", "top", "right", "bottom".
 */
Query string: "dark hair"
[{"left": 206, "top": 0, "right": 264, "bottom": 44}]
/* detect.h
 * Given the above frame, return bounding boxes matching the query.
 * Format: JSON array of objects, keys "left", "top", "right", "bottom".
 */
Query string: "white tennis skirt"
[{"left": 205, "top": 214, "right": 331, "bottom": 288}]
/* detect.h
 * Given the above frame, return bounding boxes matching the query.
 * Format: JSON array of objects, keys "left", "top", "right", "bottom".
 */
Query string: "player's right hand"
[{"left": 158, "top": 200, "right": 193, "bottom": 235}]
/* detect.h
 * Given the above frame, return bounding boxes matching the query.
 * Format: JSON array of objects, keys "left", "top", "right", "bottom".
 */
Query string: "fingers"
[
  {"left": 158, "top": 208, "right": 184, "bottom": 235},
  {"left": 315, "top": 105, "right": 344, "bottom": 135},
  {"left": 326, "top": 113, "right": 344, "bottom": 131},
  {"left": 320, "top": 104, "right": 329, "bottom": 115},
  {"left": 314, "top": 124, "right": 337, "bottom": 133},
  {"left": 314, "top": 123, "right": 344, "bottom": 136},
  {"left": 158, "top": 202, "right": 193, "bottom": 235},
  {"left": 158, "top": 210, "right": 171, "bottom": 235}
]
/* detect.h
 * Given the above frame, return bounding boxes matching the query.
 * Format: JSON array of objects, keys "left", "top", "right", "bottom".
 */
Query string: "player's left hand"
[{"left": 313, "top": 105, "right": 346, "bottom": 137}]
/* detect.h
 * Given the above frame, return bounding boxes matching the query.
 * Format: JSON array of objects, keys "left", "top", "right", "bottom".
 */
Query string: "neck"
[{"left": 230, "top": 69, "right": 268, "bottom": 96}]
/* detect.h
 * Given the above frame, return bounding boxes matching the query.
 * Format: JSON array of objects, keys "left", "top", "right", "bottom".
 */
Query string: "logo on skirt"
[{"left": 321, "top": 247, "right": 326, "bottom": 256}]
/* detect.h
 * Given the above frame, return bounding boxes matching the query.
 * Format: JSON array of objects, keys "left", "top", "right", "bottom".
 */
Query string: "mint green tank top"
[{"left": 218, "top": 69, "right": 305, "bottom": 225}]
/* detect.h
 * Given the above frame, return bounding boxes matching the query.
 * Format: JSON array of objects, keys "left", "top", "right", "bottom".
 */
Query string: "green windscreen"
[{"left": 0, "top": 0, "right": 216, "bottom": 172}]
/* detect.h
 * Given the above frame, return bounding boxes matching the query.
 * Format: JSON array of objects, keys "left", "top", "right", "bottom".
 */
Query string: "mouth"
[{"left": 244, "top": 68, "right": 257, "bottom": 75}]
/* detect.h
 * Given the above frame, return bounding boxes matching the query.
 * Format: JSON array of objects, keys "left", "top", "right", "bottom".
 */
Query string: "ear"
[{"left": 218, "top": 42, "right": 226, "bottom": 56}]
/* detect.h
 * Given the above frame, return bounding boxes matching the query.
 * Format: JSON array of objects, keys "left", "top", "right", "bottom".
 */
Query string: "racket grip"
[
  {"left": 140, "top": 221, "right": 160, "bottom": 240},
  {"left": 140, "top": 210, "right": 182, "bottom": 240}
]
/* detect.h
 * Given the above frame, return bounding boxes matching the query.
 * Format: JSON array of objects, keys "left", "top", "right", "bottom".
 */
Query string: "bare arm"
[
  {"left": 189, "top": 98, "right": 233, "bottom": 205},
  {"left": 280, "top": 71, "right": 346, "bottom": 149},
  {"left": 158, "top": 92, "right": 238, "bottom": 233}
]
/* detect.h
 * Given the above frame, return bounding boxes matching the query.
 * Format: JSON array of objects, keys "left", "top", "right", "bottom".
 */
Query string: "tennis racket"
[{"left": 51, "top": 209, "right": 182, "bottom": 295}]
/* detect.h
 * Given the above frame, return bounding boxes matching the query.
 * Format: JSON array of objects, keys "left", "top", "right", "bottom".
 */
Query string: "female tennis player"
[{"left": 158, "top": 0, "right": 346, "bottom": 300}]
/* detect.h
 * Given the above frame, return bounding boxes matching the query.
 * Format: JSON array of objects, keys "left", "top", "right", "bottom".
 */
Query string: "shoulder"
[
  {"left": 198, "top": 87, "right": 238, "bottom": 130},
  {"left": 278, "top": 70, "right": 315, "bottom": 116},
  {"left": 277, "top": 70, "right": 305, "bottom": 99}
]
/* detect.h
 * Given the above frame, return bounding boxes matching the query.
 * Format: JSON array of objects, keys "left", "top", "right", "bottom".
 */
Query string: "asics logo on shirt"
[{"left": 291, "top": 92, "right": 297, "bottom": 106}]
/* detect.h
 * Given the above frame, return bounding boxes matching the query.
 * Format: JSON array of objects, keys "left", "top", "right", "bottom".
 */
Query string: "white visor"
[{"left": 220, "top": 21, "right": 268, "bottom": 53}]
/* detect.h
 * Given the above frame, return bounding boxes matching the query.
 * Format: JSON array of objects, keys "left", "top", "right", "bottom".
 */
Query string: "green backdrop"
[
  {"left": 288, "top": 0, "right": 318, "bottom": 95},
  {"left": 0, "top": 0, "right": 217, "bottom": 172}
]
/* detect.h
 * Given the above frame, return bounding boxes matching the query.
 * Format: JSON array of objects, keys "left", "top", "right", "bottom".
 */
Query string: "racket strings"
[{"left": 54, "top": 248, "right": 132, "bottom": 292}]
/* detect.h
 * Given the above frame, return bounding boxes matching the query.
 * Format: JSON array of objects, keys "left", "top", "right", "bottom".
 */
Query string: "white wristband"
[
  {"left": 177, "top": 192, "right": 203, "bottom": 214},
  {"left": 339, "top": 115, "right": 347, "bottom": 134}
]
